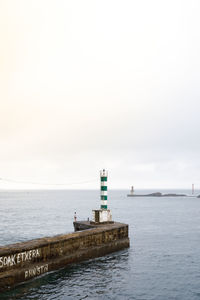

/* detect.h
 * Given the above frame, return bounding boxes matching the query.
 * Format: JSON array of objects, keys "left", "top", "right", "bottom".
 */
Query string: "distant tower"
[
  {"left": 92, "top": 169, "right": 112, "bottom": 224},
  {"left": 192, "top": 183, "right": 194, "bottom": 195},
  {"left": 130, "top": 186, "right": 134, "bottom": 195}
]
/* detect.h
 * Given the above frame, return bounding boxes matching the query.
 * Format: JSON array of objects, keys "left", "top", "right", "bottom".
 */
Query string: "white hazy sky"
[{"left": 0, "top": 0, "right": 200, "bottom": 189}]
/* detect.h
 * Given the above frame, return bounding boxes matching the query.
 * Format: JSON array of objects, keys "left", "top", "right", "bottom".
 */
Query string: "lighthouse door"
[{"left": 95, "top": 210, "right": 100, "bottom": 223}]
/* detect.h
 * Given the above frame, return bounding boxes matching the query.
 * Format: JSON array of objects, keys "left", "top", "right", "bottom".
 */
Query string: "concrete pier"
[{"left": 0, "top": 222, "right": 129, "bottom": 292}]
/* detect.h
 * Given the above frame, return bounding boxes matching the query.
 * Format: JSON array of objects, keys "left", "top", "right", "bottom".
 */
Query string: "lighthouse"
[
  {"left": 100, "top": 169, "right": 108, "bottom": 209},
  {"left": 92, "top": 169, "right": 112, "bottom": 224}
]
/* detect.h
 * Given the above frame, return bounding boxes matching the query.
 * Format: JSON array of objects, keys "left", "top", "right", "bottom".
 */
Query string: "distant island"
[{"left": 127, "top": 192, "right": 187, "bottom": 197}]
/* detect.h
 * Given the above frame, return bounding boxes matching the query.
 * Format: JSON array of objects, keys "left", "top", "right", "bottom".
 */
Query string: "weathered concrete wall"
[
  {"left": 73, "top": 221, "right": 114, "bottom": 231},
  {"left": 73, "top": 220, "right": 96, "bottom": 231},
  {"left": 0, "top": 222, "right": 129, "bottom": 292}
]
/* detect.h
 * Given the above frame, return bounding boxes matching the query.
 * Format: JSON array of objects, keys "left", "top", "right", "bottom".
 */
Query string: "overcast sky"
[{"left": 0, "top": 0, "right": 200, "bottom": 190}]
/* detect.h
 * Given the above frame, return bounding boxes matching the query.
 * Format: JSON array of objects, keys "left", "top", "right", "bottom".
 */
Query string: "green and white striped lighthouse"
[
  {"left": 100, "top": 169, "right": 108, "bottom": 210},
  {"left": 92, "top": 169, "right": 112, "bottom": 223}
]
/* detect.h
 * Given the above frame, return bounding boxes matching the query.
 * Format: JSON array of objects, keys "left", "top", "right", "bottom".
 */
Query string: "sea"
[{"left": 0, "top": 189, "right": 200, "bottom": 300}]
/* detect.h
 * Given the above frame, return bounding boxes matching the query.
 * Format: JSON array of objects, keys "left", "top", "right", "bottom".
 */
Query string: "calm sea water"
[{"left": 0, "top": 189, "right": 200, "bottom": 300}]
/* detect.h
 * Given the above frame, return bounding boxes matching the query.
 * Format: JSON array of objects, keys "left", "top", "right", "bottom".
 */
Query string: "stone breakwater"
[{"left": 0, "top": 222, "right": 129, "bottom": 292}]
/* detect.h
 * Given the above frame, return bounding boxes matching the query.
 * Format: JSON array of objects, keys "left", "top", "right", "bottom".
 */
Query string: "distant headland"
[{"left": 127, "top": 191, "right": 187, "bottom": 197}]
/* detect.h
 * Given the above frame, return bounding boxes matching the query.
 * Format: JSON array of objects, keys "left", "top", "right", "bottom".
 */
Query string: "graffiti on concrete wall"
[
  {"left": 0, "top": 248, "right": 41, "bottom": 269},
  {"left": 25, "top": 264, "right": 48, "bottom": 279}
]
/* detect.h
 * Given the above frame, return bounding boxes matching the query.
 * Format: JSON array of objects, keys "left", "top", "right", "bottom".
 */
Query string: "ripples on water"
[{"left": 0, "top": 190, "right": 200, "bottom": 299}]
